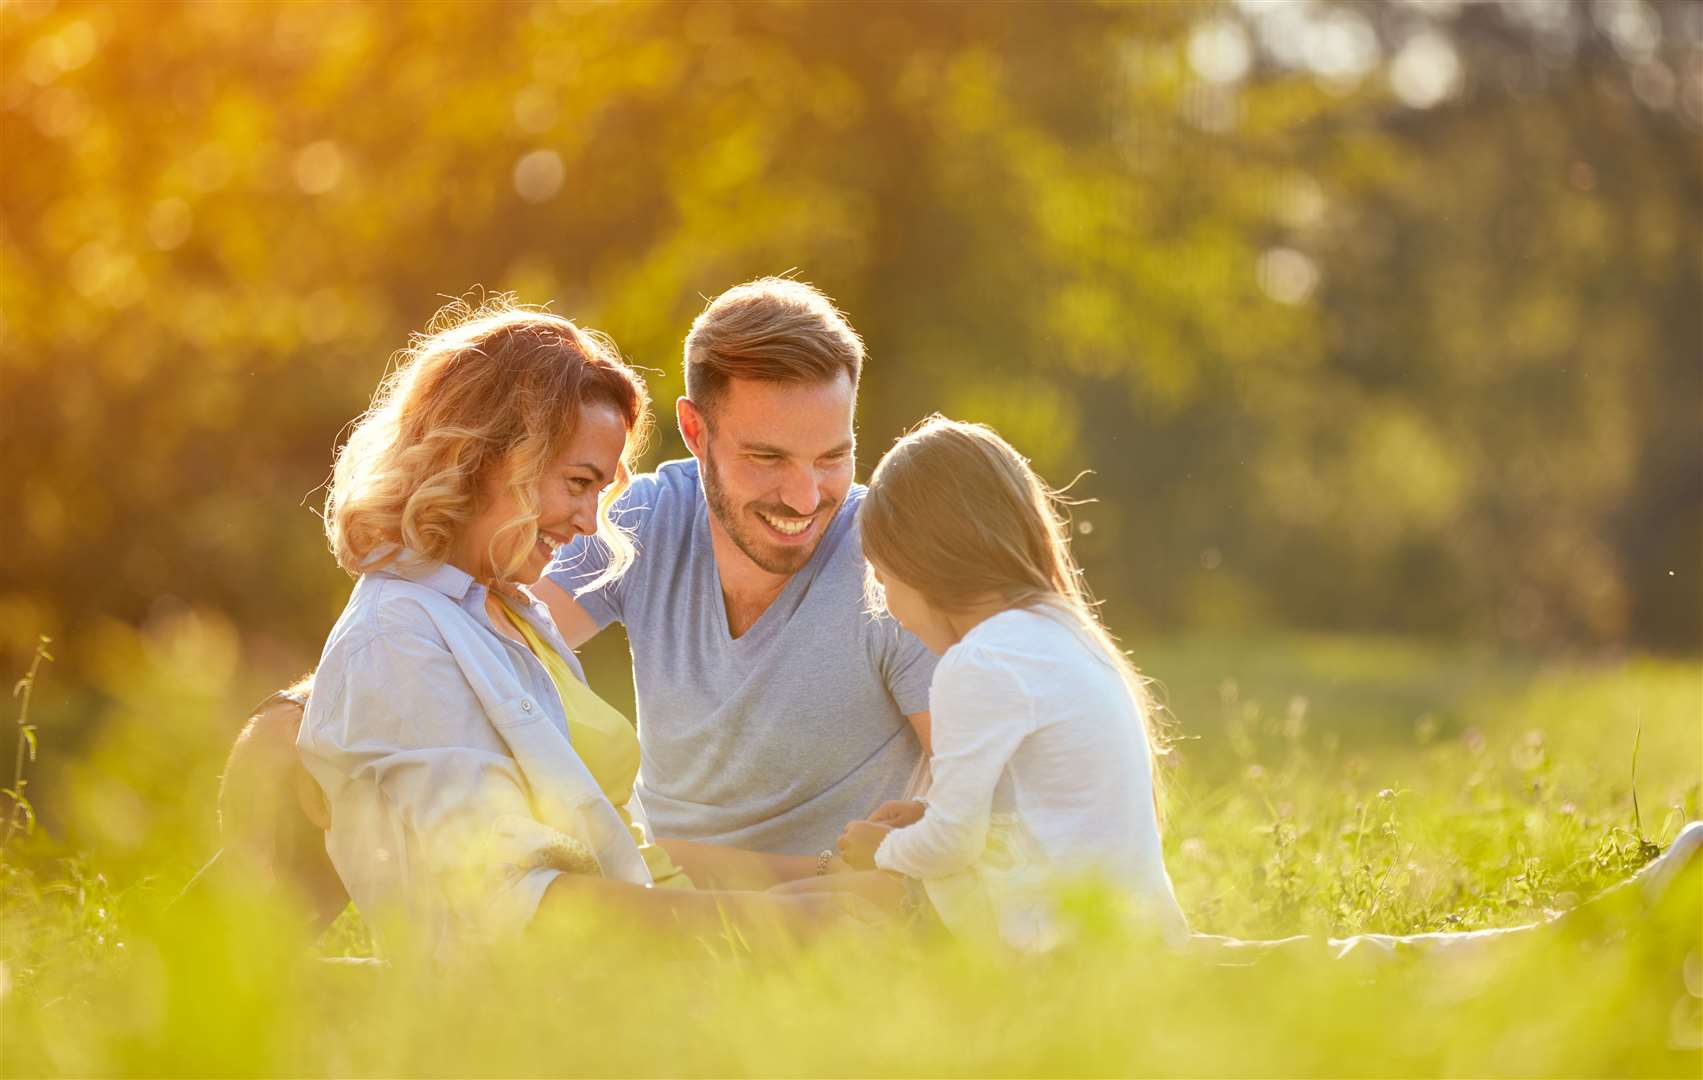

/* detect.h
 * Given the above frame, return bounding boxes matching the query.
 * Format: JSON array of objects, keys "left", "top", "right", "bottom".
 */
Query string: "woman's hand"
[
  {"left": 867, "top": 799, "right": 926, "bottom": 828},
  {"left": 835, "top": 819, "right": 892, "bottom": 870}
]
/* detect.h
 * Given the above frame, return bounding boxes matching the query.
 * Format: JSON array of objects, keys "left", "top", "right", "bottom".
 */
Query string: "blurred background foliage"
[{"left": 1, "top": 1, "right": 1699, "bottom": 854}]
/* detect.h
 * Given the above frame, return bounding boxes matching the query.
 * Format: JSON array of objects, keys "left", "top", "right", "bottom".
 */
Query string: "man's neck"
[{"left": 706, "top": 516, "right": 795, "bottom": 639}]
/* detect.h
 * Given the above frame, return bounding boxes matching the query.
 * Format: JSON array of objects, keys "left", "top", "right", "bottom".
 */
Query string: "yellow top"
[{"left": 498, "top": 602, "right": 693, "bottom": 890}]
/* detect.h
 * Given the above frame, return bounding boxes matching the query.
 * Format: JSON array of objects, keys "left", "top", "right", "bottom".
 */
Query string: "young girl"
[
  {"left": 830, "top": 415, "right": 1703, "bottom": 960},
  {"left": 833, "top": 415, "right": 1190, "bottom": 951}
]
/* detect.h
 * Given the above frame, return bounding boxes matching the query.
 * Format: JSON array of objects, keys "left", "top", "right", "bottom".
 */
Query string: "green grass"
[{"left": 1, "top": 623, "right": 1699, "bottom": 1076}]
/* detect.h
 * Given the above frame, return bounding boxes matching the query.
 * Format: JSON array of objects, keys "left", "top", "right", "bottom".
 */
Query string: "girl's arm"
[{"left": 869, "top": 650, "right": 1036, "bottom": 880}]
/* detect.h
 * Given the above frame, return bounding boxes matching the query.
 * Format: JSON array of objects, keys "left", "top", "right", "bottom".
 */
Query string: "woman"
[{"left": 296, "top": 296, "right": 865, "bottom": 958}]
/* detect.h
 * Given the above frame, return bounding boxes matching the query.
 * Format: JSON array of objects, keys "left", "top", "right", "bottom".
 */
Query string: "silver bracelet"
[{"left": 815, "top": 848, "right": 835, "bottom": 875}]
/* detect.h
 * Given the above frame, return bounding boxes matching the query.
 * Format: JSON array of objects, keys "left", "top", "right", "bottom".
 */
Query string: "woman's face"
[{"left": 461, "top": 402, "right": 630, "bottom": 585}]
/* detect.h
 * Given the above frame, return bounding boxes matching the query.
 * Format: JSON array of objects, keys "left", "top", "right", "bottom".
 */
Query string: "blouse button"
[{"left": 521, "top": 700, "right": 534, "bottom": 712}]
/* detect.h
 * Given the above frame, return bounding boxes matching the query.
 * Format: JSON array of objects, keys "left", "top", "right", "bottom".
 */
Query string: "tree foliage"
[{"left": 1, "top": 0, "right": 1698, "bottom": 687}]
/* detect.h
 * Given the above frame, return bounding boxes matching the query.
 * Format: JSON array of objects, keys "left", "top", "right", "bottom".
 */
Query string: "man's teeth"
[{"left": 758, "top": 512, "right": 811, "bottom": 536}]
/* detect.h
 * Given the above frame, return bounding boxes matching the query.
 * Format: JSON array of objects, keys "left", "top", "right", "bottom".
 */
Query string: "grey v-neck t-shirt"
[{"left": 545, "top": 458, "right": 936, "bottom": 855}]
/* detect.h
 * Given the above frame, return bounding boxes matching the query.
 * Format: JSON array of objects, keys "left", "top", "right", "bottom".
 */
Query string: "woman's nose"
[{"left": 570, "top": 493, "right": 599, "bottom": 537}]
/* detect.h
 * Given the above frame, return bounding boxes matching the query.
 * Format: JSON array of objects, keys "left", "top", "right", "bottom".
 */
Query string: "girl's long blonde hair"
[
  {"left": 324, "top": 294, "right": 651, "bottom": 587},
  {"left": 859, "top": 415, "right": 1171, "bottom": 781}
]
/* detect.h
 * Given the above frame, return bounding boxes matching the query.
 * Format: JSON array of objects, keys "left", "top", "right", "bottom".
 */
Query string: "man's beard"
[{"left": 700, "top": 444, "right": 834, "bottom": 577}]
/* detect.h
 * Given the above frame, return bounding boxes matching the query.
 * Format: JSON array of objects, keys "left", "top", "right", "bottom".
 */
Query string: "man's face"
[{"left": 692, "top": 373, "right": 857, "bottom": 577}]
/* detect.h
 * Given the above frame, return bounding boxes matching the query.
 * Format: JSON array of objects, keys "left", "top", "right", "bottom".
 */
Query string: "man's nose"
[{"left": 777, "top": 465, "right": 821, "bottom": 516}]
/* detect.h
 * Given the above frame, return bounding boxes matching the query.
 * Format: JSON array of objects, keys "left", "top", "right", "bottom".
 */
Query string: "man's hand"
[
  {"left": 867, "top": 799, "right": 926, "bottom": 829},
  {"left": 836, "top": 819, "right": 892, "bottom": 870}
]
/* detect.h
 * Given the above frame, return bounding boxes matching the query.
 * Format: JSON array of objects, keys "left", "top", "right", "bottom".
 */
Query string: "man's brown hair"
[{"left": 683, "top": 277, "right": 864, "bottom": 417}]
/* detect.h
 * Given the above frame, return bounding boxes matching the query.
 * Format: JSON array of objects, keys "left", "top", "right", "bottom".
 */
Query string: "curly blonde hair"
[{"left": 324, "top": 295, "right": 652, "bottom": 588}]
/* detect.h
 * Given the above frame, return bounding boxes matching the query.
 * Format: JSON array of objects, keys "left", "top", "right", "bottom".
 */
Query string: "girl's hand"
[
  {"left": 835, "top": 820, "right": 892, "bottom": 870},
  {"left": 867, "top": 799, "right": 926, "bottom": 828}
]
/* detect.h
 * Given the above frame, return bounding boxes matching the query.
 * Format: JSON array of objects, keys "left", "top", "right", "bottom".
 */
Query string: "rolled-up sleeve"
[
  {"left": 874, "top": 648, "right": 1034, "bottom": 879},
  {"left": 299, "top": 629, "right": 593, "bottom": 942}
]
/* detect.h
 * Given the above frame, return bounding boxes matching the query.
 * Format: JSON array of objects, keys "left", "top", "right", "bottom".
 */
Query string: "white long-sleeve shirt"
[{"left": 873, "top": 605, "right": 1188, "bottom": 950}]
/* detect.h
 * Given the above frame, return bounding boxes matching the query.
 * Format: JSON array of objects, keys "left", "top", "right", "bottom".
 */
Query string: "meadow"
[
  {"left": 5, "top": 3, "right": 1700, "bottom": 1074},
  {"left": 1, "top": 626, "right": 1697, "bottom": 1076}
]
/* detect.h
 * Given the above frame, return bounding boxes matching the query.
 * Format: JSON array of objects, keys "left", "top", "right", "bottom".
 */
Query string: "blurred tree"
[{"left": 0, "top": 0, "right": 1697, "bottom": 714}]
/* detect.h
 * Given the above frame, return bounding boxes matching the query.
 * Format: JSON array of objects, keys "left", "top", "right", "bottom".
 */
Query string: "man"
[{"left": 533, "top": 277, "right": 936, "bottom": 859}]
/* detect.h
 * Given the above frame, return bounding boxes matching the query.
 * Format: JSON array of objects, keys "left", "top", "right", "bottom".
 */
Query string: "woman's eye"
[{"left": 567, "top": 476, "right": 592, "bottom": 494}]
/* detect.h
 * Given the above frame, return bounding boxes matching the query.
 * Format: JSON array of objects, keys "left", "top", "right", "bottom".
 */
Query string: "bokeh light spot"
[
  {"left": 1390, "top": 31, "right": 1463, "bottom": 109},
  {"left": 1304, "top": 8, "right": 1380, "bottom": 88},
  {"left": 1258, "top": 247, "right": 1319, "bottom": 305},
  {"left": 293, "top": 140, "right": 345, "bottom": 195},
  {"left": 513, "top": 148, "right": 565, "bottom": 204},
  {"left": 146, "top": 198, "right": 194, "bottom": 251},
  {"left": 1188, "top": 20, "right": 1252, "bottom": 84},
  {"left": 1594, "top": 0, "right": 1661, "bottom": 63}
]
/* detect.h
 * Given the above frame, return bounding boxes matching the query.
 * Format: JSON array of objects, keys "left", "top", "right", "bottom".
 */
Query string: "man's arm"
[
  {"left": 906, "top": 710, "right": 931, "bottom": 758},
  {"left": 531, "top": 576, "right": 602, "bottom": 650},
  {"left": 654, "top": 837, "right": 827, "bottom": 890}
]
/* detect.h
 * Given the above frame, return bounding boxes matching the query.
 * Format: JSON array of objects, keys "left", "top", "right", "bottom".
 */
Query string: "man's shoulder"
[
  {"left": 614, "top": 457, "right": 701, "bottom": 524},
  {"left": 644, "top": 456, "right": 702, "bottom": 496},
  {"left": 814, "top": 483, "right": 871, "bottom": 573}
]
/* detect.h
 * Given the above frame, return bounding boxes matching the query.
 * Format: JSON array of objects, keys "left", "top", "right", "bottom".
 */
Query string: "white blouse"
[
  {"left": 297, "top": 554, "right": 653, "bottom": 960},
  {"left": 874, "top": 605, "right": 1188, "bottom": 950}
]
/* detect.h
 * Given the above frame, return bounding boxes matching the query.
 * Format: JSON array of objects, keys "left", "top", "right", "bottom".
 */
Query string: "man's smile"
[{"left": 754, "top": 508, "right": 819, "bottom": 541}]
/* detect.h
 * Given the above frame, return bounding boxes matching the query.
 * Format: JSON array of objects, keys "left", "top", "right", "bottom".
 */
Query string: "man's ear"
[{"left": 677, "top": 397, "right": 708, "bottom": 459}]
